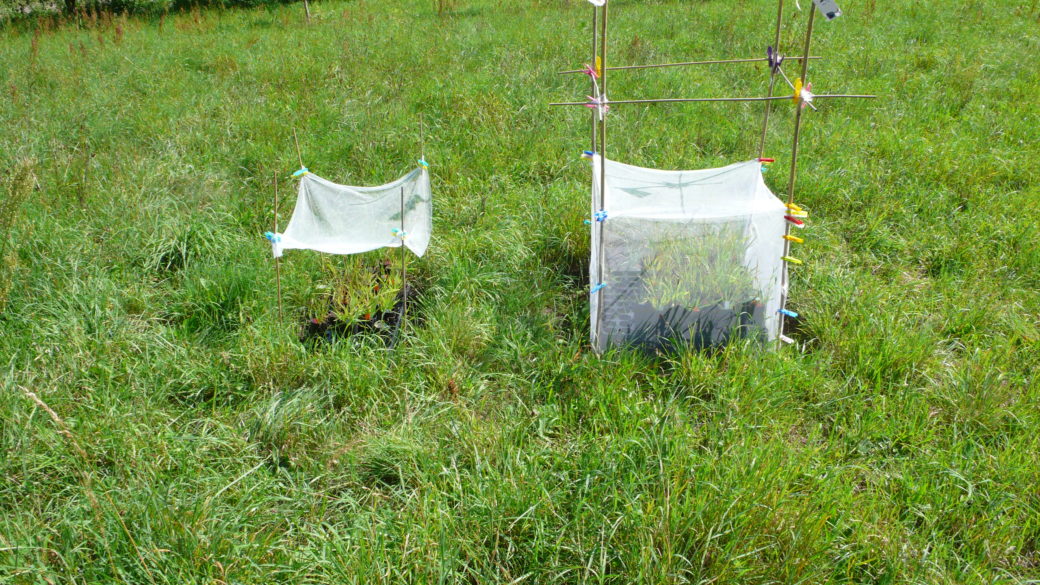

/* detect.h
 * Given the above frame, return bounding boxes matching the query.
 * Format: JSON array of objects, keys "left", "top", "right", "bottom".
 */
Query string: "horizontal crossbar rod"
[
  {"left": 558, "top": 56, "right": 821, "bottom": 75},
  {"left": 549, "top": 94, "right": 876, "bottom": 106}
]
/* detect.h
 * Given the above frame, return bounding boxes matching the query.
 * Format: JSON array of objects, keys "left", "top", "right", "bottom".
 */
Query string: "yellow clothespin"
[
  {"left": 783, "top": 234, "right": 804, "bottom": 244},
  {"left": 785, "top": 202, "right": 804, "bottom": 213},
  {"left": 782, "top": 256, "right": 803, "bottom": 265},
  {"left": 595, "top": 56, "right": 602, "bottom": 79},
  {"left": 793, "top": 78, "right": 803, "bottom": 104}
]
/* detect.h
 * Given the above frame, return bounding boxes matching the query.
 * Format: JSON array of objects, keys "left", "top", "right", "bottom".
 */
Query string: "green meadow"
[{"left": 1, "top": 0, "right": 1039, "bottom": 582}]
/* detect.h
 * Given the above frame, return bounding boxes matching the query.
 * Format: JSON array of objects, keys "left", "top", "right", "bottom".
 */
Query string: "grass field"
[{"left": 1, "top": 0, "right": 1039, "bottom": 582}]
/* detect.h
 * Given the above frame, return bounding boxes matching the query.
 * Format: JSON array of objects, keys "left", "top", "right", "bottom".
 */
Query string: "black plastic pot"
[{"left": 621, "top": 299, "right": 764, "bottom": 352}]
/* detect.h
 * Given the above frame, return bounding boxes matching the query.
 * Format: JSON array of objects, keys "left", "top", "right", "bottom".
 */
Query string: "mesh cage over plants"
[
  {"left": 266, "top": 164, "right": 432, "bottom": 345},
  {"left": 270, "top": 168, "right": 431, "bottom": 259},
  {"left": 589, "top": 156, "right": 785, "bottom": 352}
]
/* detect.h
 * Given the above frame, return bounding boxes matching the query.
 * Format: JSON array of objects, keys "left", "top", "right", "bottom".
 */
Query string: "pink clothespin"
[{"left": 586, "top": 94, "right": 609, "bottom": 120}]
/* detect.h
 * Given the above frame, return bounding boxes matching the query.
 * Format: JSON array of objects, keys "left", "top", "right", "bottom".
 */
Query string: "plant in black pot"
[
  {"left": 302, "top": 254, "right": 406, "bottom": 344},
  {"left": 633, "top": 221, "right": 762, "bottom": 350}
]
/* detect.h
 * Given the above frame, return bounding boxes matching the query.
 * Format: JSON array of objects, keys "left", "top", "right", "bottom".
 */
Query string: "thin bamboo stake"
[
  {"left": 778, "top": 4, "right": 816, "bottom": 347},
  {"left": 303, "top": 0, "right": 311, "bottom": 24},
  {"left": 550, "top": 94, "right": 873, "bottom": 106},
  {"left": 292, "top": 127, "right": 305, "bottom": 169},
  {"left": 399, "top": 185, "right": 408, "bottom": 341},
  {"left": 557, "top": 55, "right": 820, "bottom": 75},
  {"left": 594, "top": 1, "right": 608, "bottom": 350},
  {"left": 787, "top": 7, "right": 816, "bottom": 207},
  {"left": 273, "top": 171, "right": 283, "bottom": 324},
  {"left": 553, "top": 96, "right": 788, "bottom": 106},
  {"left": 590, "top": 5, "right": 598, "bottom": 156},
  {"left": 758, "top": 0, "right": 785, "bottom": 158},
  {"left": 419, "top": 113, "right": 426, "bottom": 162}
]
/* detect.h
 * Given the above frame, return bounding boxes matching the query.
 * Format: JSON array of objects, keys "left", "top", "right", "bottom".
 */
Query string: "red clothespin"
[{"left": 784, "top": 215, "right": 806, "bottom": 228}]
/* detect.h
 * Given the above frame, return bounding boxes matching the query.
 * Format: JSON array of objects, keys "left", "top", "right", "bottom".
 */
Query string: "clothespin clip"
[
  {"left": 779, "top": 334, "right": 795, "bottom": 344},
  {"left": 593, "top": 209, "right": 608, "bottom": 222},
  {"left": 785, "top": 202, "right": 804, "bottom": 213},
  {"left": 586, "top": 94, "right": 609, "bottom": 120},
  {"left": 583, "top": 219, "right": 592, "bottom": 225},
  {"left": 418, "top": 158, "right": 429, "bottom": 168},
  {"left": 778, "top": 308, "right": 799, "bottom": 318},
  {"left": 391, "top": 228, "right": 408, "bottom": 239},
  {"left": 766, "top": 46, "right": 784, "bottom": 73},
  {"left": 595, "top": 55, "right": 603, "bottom": 78},
  {"left": 782, "top": 256, "right": 803, "bottom": 265},
  {"left": 784, "top": 215, "right": 806, "bottom": 228},
  {"left": 759, "top": 158, "right": 774, "bottom": 173},
  {"left": 581, "top": 63, "right": 599, "bottom": 79},
  {"left": 581, "top": 150, "right": 596, "bottom": 160},
  {"left": 783, "top": 234, "right": 804, "bottom": 244},
  {"left": 590, "top": 283, "right": 606, "bottom": 294},
  {"left": 793, "top": 78, "right": 814, "bottom": 109},
  {"left": 263, "top": 231, "right": 281, "bottom": 243},
  {"left": 292, "top": 167, "right": 309, "bottom": 177}
]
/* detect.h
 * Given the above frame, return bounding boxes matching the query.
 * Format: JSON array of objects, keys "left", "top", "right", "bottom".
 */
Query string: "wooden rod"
[
  {"left": 758, "top": 0, "right": 785, "bottom": 158},
  {"left": 557, "top": 55, "right": 820, "bottom": 75},
  {"left": 273, "top": 171, "right": 283, "bottom": 324},
  {"left": 552, "top": 96, "right": 791, "bottom": 106},
  {"left": 594, "top": 1, "right": 608, "bottom": 350},
  {"left": 787, "top": 7, "right": 816, "bottom": 206},
  {"left": 550, "top": 94, "right": 873, "bottom": 107},
  {"left": 292, "top": 127, "right": 304, "bottom": 169},
  {"left": 590, "top": 5, "right": 598, "bottom": 155},
  {"left": 419, "top": 112, "right": 425, "bottom": 161},
  {"left": 778, "top": 4, "right": 816, "bottom": 347},
  {"left": 399, "top": 185, "right": 407, "bottom": 341}
]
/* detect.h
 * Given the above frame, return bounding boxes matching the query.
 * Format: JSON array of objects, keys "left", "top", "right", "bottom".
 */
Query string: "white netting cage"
[{"left": 589, "top": 156, "right": 786, "bottom": 352}]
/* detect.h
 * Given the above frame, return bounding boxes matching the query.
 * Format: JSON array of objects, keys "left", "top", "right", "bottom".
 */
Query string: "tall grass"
[{"left": 0, "top": 0, "right": 1038, "bottom": 583}]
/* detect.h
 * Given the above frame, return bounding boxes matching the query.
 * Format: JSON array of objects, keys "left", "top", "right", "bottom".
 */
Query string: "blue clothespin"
[
  {"left": 292, "top": 167, "right": 309, "bottom": 177},
  {"left": 392, "top": 228, "right": 407, "bottom": 239},
  {"left": 418, "top": 158, "right": 429, "bottom": 168},
  {"left": 581, "top": 150, "right": 596, "bottom": 159},
  {"left": 594, "top": 209, "right": 608, "bottom": 222},
  {"left": 583, "top": 219, "right": 592, "bottom": 225},
  {"left": 263, "top": 231, "right": 281, "bottom": 243},
  {"left": 590, "top": 283, "right": 606, "bottom": 294},
  {"left": 778, "top": 308, "right": 799, "bottom": 318}
]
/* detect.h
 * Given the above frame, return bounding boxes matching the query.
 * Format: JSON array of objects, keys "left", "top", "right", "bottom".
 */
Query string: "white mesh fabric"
[
  {"left": 271, "top": 167, "right": 432, "bottom": 258},
  {"left": 589, "top": 156, "right": 785, "bottom": 351}
]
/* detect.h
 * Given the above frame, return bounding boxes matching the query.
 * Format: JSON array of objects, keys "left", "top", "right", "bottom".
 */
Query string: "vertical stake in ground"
[
  {"left": 399, "top": 185, "right": 408, "bottom": 341},
  {"left": 292, "top": 127, "right": 305, "bottom": 170},
  {"left": 758, "top": 0, "right": 785, "bottom": 158},
  {"left": 777, "top": 5, "right": 816, "bottom": 347},
  {"left": 593, "top": 0, "right": 609, "bottom": 349},
  {"left": 273, "top": 171, "right": 284, "bottom": 324},
  {"left": 590, "top": 5, "right": 598, "bottom": 155}
]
